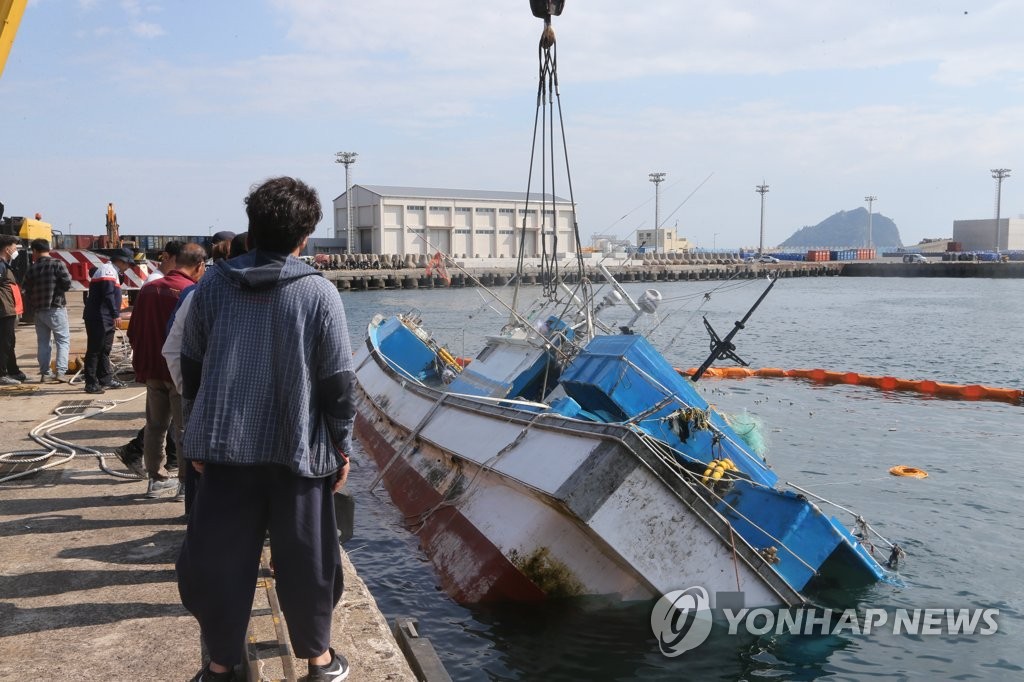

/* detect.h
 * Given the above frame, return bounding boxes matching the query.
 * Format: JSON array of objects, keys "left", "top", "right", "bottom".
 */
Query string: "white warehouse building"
[
  {"left": 952, "top": 218, "right": 1024, "bottom": 251},
  {"left": 332, "top": 185, "right": 576, "bottom": 257}
]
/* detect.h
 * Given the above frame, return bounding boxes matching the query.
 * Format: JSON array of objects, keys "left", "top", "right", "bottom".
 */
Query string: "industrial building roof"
[{"left": 335, "top": 184, "right": 571, "bottom": 204}]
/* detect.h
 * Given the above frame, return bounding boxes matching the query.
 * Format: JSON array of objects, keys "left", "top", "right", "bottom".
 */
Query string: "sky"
[{"left": 3, "top": 0, "right": 1024, "bottom": 249}]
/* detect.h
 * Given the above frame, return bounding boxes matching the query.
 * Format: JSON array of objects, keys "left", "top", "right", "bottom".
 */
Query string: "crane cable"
[{"left": 513, "top": 3, "right": 587, "bottom": 318}]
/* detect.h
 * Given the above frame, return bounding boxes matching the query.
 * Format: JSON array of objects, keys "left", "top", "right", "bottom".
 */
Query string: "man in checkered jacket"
[
  {"left": 22, "top": 239, "right": 73, "bottom": 382},
  {"left": 176, "top": 177, "right": 353, "bottom": 682}
]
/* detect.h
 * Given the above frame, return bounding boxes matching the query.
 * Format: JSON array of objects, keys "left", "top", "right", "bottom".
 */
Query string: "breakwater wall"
[
  {"left": 840, "top": 262, "right": 1024, "bottom": 278},
  {"left": 324, "top": 262, "right": 842, "bottom": 291}
]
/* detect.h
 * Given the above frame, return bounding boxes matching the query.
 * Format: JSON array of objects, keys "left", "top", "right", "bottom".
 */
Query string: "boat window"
[{"left": 476, "top": 344, "right": 496, "bottom": 361}]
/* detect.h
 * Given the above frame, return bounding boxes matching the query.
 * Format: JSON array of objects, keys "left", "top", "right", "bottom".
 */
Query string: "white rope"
[{"left": 0, "top": 390, "right": 147, "bottom": 485}]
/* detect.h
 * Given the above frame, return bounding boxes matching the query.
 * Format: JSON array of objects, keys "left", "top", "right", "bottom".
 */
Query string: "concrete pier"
[
  {"left": 324, "top": 261, "right": 844, "bottom": 292},
  {"left": 319, "top": 258, "right": 1024, "bottom": 292},
  {"left": 0, "top": 303, "right": 418, "bottom": 681},
  {"left": 840, "top": 261, "right": 1024, "bottom": 277}
]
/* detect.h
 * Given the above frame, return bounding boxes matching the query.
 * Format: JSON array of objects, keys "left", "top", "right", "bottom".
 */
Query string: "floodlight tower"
[
  {"left": 864, "top": 195, "right": 877, "bottom": 249},
  {"left": 649, "top": 172, "right": 666, "bottom": 252},
  {"left": 335, "top": 151, "right": 359, "bottom": 251},
  {"left": 991, "top": 169, "right": 1011, "bottom": 253},
  {"left": 756, "top": 183, "right": 769, "bottom": 256}
]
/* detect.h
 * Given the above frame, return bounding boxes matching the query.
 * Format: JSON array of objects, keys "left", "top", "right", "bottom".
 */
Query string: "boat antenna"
[
  {"left": 690, "top": 275, "right": 778, "bottom": 382},
  {"left": 512, "top": 0, "right": 587, "bottom": 326}
]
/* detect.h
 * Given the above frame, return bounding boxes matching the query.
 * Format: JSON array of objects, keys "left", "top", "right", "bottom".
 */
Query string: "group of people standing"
[{"left": 1, "top": 177, "right": 355, "bottom": 681}]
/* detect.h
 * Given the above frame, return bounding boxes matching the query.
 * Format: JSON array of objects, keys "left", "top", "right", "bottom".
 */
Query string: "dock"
[
  {"left": 0, "top": 302, "right": 420, "bottom": 681},
  {"left": 323, "top": 261, "right": 843, "bottom": 291},
  {"left": 320, "top": 258, "right": 1024, "bottom": 291}
]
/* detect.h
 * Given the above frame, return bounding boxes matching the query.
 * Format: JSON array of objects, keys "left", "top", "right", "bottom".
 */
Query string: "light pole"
[
  {"left": 335, "top": 151, "right": 359, "bottom": 252},
  {"left": 713, "top": 232, "right": 719, "bottom": 251},
  {"left": 991, "top": 169, "right": 1010, "bottom": 253},
  {"left": 864, "top": 195, "right": 877, "bottom": 250},
  {"left": 649, "top": 172, "right": 666, "bottom": 253},
  {"left": 756, "top": 183, "right": 769, "bottom": 256}
]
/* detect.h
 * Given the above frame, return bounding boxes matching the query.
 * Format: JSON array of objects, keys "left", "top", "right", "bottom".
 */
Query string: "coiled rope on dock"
[{"left": 0, "top": 391, "right": 147, "bottom": 485}]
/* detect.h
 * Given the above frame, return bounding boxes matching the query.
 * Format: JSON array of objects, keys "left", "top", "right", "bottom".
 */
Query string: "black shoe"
[
  {"left": 307, "top": 648, "right": 350, "bottom": 681},
  {"left": 113, "top": 445, "right": 145, "bottom": 477},
  {"left": 85, "top": 384, "right": 105, "bottom": 394},
  {"left": 101, "top": 380, "right": 126, "bottom": 389},
  {"left": 189, "top": 663, "right": 236, "bottom": 682},
  {"left": 12, "top": 371, "right": 28, "bottom": 382}
]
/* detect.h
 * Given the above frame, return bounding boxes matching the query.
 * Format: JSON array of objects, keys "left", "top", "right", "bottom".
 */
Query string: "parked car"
[
  {"left": 902, "top": 254, "right": 930, "bottom": 263},
  {"left": 757, "top": 255, "right": 780, "bottom": 263}
]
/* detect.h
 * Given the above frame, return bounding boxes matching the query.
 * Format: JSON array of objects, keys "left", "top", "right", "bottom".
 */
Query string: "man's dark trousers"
[
  {"left": 0, "top": 315, "right": 20, "bottom": 376},
  {"left": 83, "top": 320, "right": 114, "bottom": 386},
  {"left": 176, "top": 463, "right": 343, "bottom": 667}
]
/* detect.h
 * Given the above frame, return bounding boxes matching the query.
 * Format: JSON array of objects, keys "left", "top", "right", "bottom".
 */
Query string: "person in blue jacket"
[{"left": 82, "top": 248, "right": 134, "bottom": 394}]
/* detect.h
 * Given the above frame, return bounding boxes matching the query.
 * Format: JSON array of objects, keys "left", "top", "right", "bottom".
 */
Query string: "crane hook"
[{"left": 530, "top": 1, "right": 565, "bottom": 20}]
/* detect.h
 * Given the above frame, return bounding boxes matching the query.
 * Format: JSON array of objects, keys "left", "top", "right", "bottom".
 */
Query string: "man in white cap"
[{"left": 82, "top": 248, "right": 134, "bottom": 394}]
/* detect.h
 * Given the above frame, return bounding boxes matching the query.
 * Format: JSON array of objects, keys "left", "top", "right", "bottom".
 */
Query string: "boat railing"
[
  {"left": 630, "top": 428, "right": 820, "bottom": 576},
  {"left": 627, "top": 424, "right": 891, "bottom": 578},
  {"left": 612, "top": 426, "right": 805, "bottom": 606},
  {"left": 784, "top": 481, "right": 896, "bottom": 551},
  {"left": 366, "top": 333, "right": 557, "bottom": 412}
]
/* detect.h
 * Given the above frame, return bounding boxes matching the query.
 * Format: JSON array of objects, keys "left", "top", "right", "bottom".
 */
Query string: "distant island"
[{"left": 780, "top": 207, "right": 903, "bottom": 249}]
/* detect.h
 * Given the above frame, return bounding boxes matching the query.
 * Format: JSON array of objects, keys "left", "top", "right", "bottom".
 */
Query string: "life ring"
[{"left": 889, "top": 465, "right": 928, "bottom": 479}]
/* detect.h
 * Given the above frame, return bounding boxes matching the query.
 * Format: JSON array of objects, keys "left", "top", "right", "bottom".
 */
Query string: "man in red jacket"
[{"left": 127, "top": 242, "right": 207, "bottom": 499}]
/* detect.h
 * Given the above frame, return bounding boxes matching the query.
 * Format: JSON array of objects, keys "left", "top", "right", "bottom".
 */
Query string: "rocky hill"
[{"left": 780, "top": 207, "right": 903, "bottom": 249}]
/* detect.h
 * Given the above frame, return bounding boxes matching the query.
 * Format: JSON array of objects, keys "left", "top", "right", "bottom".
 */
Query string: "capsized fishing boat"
[{"left": 352, "top": 2, "right": 895, "bottom": 607}]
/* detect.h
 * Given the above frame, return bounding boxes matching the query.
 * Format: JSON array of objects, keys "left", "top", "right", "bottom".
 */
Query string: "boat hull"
[{"left": 353, "top": 340, "right": 804, "bottom": 608}]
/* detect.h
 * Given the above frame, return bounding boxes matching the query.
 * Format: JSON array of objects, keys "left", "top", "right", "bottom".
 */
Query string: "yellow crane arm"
[{"left": 0, "top": 0, "right": 28, "bottom": 79}]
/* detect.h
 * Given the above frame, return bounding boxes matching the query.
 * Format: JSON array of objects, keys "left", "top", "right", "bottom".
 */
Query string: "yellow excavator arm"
[{"left": 0, "top": 0, "right": 28, "bottom": 79}]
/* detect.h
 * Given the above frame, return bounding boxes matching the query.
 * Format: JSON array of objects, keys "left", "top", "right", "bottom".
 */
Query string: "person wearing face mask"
[{"left": 0, "top": 235, "right": 28, "bottom": 385}]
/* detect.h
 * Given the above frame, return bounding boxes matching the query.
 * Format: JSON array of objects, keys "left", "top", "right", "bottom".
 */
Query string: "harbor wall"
[
  {"left": 324, "top": 263, "right": 842, "bottom": 291},
  {"left": 323, "top": 260, "right": 1024, "bottom": 291},
  {"left": 840, "top": 262, "right": 1024, "bottom": 278}
]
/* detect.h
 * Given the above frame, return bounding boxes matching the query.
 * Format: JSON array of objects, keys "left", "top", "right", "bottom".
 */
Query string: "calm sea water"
[{"left": 340, "top": 276, "right": 1024, "bottom": 681}]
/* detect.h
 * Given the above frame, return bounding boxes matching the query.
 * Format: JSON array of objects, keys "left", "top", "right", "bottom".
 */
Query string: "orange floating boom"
[{"left": 676, "top": 367, "right": 1023, "bottom": 405}]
